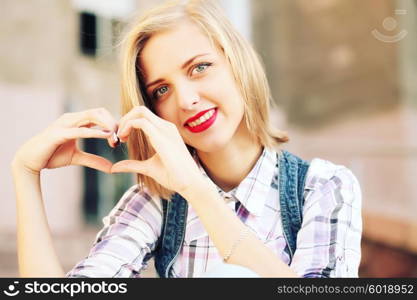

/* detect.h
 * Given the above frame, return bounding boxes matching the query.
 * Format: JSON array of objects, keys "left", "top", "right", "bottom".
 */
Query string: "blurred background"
[{"left": 1, "top": 0, "right": 416, "bottom": 277}]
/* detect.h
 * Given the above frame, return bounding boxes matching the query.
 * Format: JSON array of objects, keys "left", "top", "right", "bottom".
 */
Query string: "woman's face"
[{"left": 140, "top": 20, "right": 248, "bottom": 153}]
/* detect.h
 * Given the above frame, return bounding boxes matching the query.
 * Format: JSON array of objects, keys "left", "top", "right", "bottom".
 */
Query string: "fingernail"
[{"left": 112, "top": 132, "right": 120, "bottom": 146}]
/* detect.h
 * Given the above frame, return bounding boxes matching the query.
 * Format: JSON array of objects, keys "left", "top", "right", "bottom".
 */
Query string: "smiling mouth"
[
  {"left": 184, "top": 108, "right": 217, "bottom": 133},
  {"left": 185, "top": 109, "right": 215, "bottom": 127}
]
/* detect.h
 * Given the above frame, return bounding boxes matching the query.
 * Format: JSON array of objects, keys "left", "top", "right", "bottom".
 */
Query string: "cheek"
[
  {"left": 155, "top": 102, "right": 177, "bottom": 124},
  {"left": 216, "top": 81, "right": 245, "bottom": 116},
  {"left": 154, "top": 103, "right": 168, "bottom": 120},
  {"left": 212, "top": 69, "right": 243, "bottom": 106}
]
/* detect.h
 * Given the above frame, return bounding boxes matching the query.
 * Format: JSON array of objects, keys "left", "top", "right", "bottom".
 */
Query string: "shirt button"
[
  {"left": 225, "top": 197, "right": 233, "bottom": 203},
  {"left": 224, "top": 193, "right": 232, "bottom": 199},
  {"left": 223, "top": 195, "right": 233, "bottom": 204}
]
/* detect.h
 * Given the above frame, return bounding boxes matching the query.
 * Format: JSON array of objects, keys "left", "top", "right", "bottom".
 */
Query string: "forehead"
[{"left": 140, "top": 20, "right": 220, "bottom": 81}]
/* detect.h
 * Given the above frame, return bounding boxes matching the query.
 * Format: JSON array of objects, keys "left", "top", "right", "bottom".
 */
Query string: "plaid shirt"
[{"left": 66, "top": 147, "right": 362, "bottom": 278}]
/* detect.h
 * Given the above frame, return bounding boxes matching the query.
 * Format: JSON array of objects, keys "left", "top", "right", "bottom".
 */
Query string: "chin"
[{"left": 188, "top": 135, "right": 231, "bottom": 154}]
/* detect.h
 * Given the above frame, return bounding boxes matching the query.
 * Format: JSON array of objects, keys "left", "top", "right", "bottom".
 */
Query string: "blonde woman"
[{"left": 12, "top": 0, "right": 362, "bottom": 278}]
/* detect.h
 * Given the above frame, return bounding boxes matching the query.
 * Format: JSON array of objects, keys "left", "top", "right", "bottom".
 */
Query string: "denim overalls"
[{"left": 154, "top": 150, "right": 310, "bottom": 278}]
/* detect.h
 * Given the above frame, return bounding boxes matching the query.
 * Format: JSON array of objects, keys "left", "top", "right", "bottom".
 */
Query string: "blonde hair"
[{"left": 118, "top": 0, "right": 289, "bottom": 200}]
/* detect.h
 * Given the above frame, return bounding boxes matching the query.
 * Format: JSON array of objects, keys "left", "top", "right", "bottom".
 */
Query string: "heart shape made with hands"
[
  {"left": 79, "top": 130, "right": 199, "bottom": 195},
  {"left": 83, "top": 132, "right": 138, "bottom": 174},
  {"left": 18, "top": 105, "right": 201, "bottom": 196},
  {"left": 63, "top": 105, "right": 202, "bottom": 194}
]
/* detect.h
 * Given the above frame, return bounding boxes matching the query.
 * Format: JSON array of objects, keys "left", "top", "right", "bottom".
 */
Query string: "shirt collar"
[{"left": 191, "top": 146, "right": 277, "bottom": 216}]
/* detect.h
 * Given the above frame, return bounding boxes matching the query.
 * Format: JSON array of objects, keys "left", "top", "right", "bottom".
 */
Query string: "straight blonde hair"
[{"left": 118, "top": 0, "right": 289, "bottom": 200}]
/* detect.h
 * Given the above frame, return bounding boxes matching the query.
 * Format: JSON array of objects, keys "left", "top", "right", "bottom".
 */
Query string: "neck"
[{"left": 196, "top": 125, "right": 263, "bottom": 192}]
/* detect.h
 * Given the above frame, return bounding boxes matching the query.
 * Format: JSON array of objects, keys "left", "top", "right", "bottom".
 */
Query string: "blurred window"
[
  {"left": 73, "top": 0, "right": 135, "bottom": 59},
  {"left": 79, "top": 12, "right": 97, "bottom": 56}
]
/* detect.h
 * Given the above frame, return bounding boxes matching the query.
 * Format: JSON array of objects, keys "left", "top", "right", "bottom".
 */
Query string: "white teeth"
[{"left": 187, "top": 109, "right": 215, "bottom": 127}]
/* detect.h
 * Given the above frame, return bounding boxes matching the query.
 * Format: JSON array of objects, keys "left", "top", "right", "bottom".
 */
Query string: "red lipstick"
[
  {"left": 184, "top": 108, "right": 217, "bottom": 133},
  {"left": 184, "top": 108, "right": 215, "bottom": 125}
]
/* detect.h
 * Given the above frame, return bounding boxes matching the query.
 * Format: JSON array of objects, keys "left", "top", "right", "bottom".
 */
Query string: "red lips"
[
  {"left": 184, "top": 108, "right": 218, "bottom": 133},
  {"left": 183, "top": 108, "right": 216, "bottom": 126}
]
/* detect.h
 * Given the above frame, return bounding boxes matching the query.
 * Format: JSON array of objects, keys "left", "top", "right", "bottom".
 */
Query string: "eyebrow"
[{"left": 145, "top": 53, "right": 210, "bottom": 90}]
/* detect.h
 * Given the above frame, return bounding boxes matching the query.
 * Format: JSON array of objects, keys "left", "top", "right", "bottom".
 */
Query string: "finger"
[
  {"left": 80, "top": 124, "right": 119, "bottom": 148},
  {"left": 69, "top": 127, "right": 118, "bottom": 149},
  {"left": 63, "top": 127, "right": 113, "bottom": 140},
  {"left": 77, "top": 109, "right": 120, "bottom": 148},
  {"left": 117, "top": 118, "right": 161, "bottom": 146},
  {"left": 111, "top": 159, "right": 151, "bottom": 176},
  {"left": 72, "top": 150, "right": 113, "bottom": 173},
  {"left": 118, "top": 106, "right": 167, "bottom": 141},
  {"left": 58, "top": 108, "right": 118, "bottom": 146}
]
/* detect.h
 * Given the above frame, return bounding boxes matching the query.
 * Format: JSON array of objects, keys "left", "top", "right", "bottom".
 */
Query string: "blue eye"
[
  {"left": 193, "top": 62, "right": 212, "bottom": 74},
  {"left": 153, "top": 86, "right": 169, "bottom": 99},
  {"left": 151, "top": 62, "right": 212, "bottom": 100}
]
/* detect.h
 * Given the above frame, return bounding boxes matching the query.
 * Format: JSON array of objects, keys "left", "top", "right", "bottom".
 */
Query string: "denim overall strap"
[
  {"left": 154, "top": 150, "right": 310, "bottom": 277},
  {"left": 154, "top": 193, "right": 188, "bottom": 278},
  {"left": 278, "top": 150, "right": 310, "bottom": 264}
]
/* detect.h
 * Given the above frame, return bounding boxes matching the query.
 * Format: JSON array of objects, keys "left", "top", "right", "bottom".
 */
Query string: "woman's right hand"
[{"left": 12, "top": 108, "right": 119, "bottom": 175}]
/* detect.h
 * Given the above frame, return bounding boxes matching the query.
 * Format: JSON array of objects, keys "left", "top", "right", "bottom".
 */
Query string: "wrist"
[
  {"left": 178, "top": 175, "right": 217, "bottom": 201},
  {"left": 11, "top": 158, "right": 40, "bottom": 178}
]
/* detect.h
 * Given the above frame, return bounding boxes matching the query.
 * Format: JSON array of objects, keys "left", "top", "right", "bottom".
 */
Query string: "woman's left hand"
[{"left": 111, "top": 106, "right": 205, "bottom": 195}]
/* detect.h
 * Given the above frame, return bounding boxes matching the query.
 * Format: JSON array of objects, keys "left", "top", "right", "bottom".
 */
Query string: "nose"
[{"left": 174, "top": 82, "right": 200, "bottom": 110}]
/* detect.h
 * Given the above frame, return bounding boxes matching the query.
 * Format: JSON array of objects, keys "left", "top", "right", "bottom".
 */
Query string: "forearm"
[
  {"left": 180, "top": 180, "right": 298, "bottom": 278},
  {"left": 12, "top": 162, "right": 65, "bottom": 277}
]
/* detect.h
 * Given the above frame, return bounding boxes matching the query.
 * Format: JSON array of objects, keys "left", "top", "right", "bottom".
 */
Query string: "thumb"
[
  {"left": 111, "top": 159, "right": 151, "bottom": 176},
  {"left": 72, "top": 150, "right": 113, "bottom": 173}
]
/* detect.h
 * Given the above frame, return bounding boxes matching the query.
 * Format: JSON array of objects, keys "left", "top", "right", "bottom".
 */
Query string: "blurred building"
[
  {"left": 253, "top": 0, "right": 417, "bottom": 277},
  {"left": 1, "top": 0, "right": 416, "bottom": 277}
]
